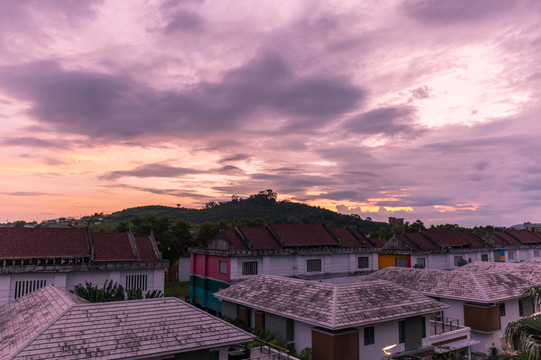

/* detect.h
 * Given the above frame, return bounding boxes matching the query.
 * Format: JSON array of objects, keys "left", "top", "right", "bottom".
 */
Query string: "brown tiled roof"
[
  {"left": 328, "top": 227, "right": 364, "bottom": 247},
  {"left": 363, "top": 266, "right": 535, "bottom": 303},
  {"left": 270, "top": 224, "right": 339, "bottom": 247},
  {"left": 239, "top": 227, "right": 280, "bottom": 250},
  {"left": 504, "top": 230, "right": 541, "bottom": 244},
  {"left": 490, "top": 232, "right": 519, "bottom": 246},
  {"left": 223, "top": 230, "right": 248, "bottom": 250},
  {"left": 3, "top": 285, "right": 254, "bottom": 360},
  {"left": 422, "top": 230, "right": 485, "bottom": 248},
  {"left": 401, "top": 232, "right": 438, "bottom": 250},
  {"left": 93, "top": 232, "right": 136, "bottom": 261},
  {"left": 135, "top": 236, "right": 159, "bottom": 262},
  {"left": 216, "top": 275, "right": 448, "bottom": 330},
  {"left": 0, "top": 227, "right": 89, "bottom": 258}
]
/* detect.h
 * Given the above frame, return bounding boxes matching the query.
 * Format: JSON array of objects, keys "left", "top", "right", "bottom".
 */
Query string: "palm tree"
[
  {"left": 504, "top": 285, "right": 541, "bottom": 360},
  {"left": 504, "top": 313, "right": 541, "bottom": 360}
]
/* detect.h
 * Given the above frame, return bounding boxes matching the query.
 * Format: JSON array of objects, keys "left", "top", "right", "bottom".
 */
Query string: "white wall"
[{"left": 293, "top": 320, "right": 312, "bottom": 354}]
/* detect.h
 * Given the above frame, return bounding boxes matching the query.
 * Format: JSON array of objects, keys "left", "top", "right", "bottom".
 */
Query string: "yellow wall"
[{"left": 378, "top": 253, "right": 409, "bottom": 269}]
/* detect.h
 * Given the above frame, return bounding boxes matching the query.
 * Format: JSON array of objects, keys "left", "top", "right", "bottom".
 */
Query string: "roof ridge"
[
  {"left": 331, "top": 284, "right": 338, "bottom": 328},
  {"left": 8, "top": 288, "right": 75, "bottom": 360},
  {"left": 468, "top": 272, "right": 489, "bottom": 302}
]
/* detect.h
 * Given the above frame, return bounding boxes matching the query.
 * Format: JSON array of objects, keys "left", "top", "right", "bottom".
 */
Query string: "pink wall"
[{"left": 191, "top": 253, "right": 230, "bottom": 282}]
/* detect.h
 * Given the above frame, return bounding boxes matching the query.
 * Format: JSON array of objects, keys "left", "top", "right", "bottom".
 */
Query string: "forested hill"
[{"left": 106, "top": 191, "right": 386, "bottom": 234}]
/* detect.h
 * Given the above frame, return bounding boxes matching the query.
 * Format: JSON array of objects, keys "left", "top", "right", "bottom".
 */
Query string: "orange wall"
[{"left": 378, "top": 253, "right": 411, "bottom": 269}]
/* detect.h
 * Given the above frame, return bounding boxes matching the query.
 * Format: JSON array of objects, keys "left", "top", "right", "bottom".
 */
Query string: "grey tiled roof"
[
  {"left": 455, "top": 261, "right": 541, "bottom": 284},
  {"left": 363, "top": 267, "right": 535, "bottom": 303},
  {"left": 0, "top": 285, "right": 88, "bottom": 359},
  {"left": 215, "top": 275, "right": 448, "bottom": 330},
  {"left": 1, "top": 285, "right": 254, "bottom": 360}
]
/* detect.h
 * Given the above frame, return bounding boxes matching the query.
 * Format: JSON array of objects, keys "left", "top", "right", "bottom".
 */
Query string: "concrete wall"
[{"left": 0, "top": 267, "right": 165, "bottom": 306}]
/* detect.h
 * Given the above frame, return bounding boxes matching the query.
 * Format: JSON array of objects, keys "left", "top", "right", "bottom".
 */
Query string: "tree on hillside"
[{"left": 197, "top": 220, "right": 230, "bottom": 247}]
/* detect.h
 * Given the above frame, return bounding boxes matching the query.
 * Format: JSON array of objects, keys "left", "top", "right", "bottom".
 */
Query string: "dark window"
[
  {"left": 508, "top": 251, "right": 515, "bottom": 260},
  {"left": 454, "top": 256, "right": 463, "bottom": 266},
  {"left": 358, "top": 256, "right": 369, "bottom": 268},
  {"left": 421, "top": 317, "right": 426, "bottom": 338},
  {"left": 364, "top": 326, "right": 375, "bottom": 345},
  {"left": 398, "top": 320, "right": 405, "bottom": 343},
  {"left": 219, "top": 261, "right": 228, "bottom": 274},
  {"left": 125, "top": 274, "right": 148, "bottom": 291},
  {"left": 519, "top": 300, "right": 524, "bottom": 317},
  {"left": 395, "top": 258, "right": 407, "bottom": 267},
  {"left": 242, "top": 261, "right": 258, "bottom": 275},
  {"left": 481, "top": 254, "right": 488, "bottom": 262},
  {"left": 500, "top": 303, "right": 506, "bottom": 317},
  {"left": 14, "top": 279, "right": 47, "bottom": 299},
  {"left": 307, "top": 259, "right": 322, "bottom": 272},
  {"left": 416, "top": 257, "right": 426, "bottom": 267}
]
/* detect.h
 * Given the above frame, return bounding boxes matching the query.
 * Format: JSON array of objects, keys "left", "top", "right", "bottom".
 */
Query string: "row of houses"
[
  {"left": 189, "top": 223, "right": 541, "bottom": 313},
  {"left": 0, "top": 227, "right": 168, "bottom": 305},
  {"left": 215, "top": 260, "right": 541, "bottom": 359}
]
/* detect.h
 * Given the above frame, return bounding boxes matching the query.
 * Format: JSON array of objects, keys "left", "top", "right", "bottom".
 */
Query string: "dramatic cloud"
[{"left": 1, "top": 0, "right": 541, "bottom": 226}]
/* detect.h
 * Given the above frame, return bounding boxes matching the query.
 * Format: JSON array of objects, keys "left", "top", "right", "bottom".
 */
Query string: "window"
[
  {"left": 535, "top": 250, "right": 540, "bottom": 257},
  {"left": 500, "top": 303, "right": 506, "bottom": 317},
  {"left": 398, "top": 320, "right": 405, "bottom": 343},
  {"left": 481, "top": 254, "right": 488, "bottom": 262},
  {"left": 421, "top": 317, "right": 426, "bottom": 338},
  {"left": 242, "top": 261, "right": 258, "bottom": 275},
  {"left": 395, "top": 258, "right": 407, "bottom": 267},
  {"left": 416, "top": 257, "right": 426, "bottom": 267},
  {"left": 14, "top": 279, "right": 47, "bottom": 299},
  {"left": 307, "top": 259, "right": 322, "bottom": 272},
  {"left": 454, "top": 256, "right": 464, "bottom": 266},
  {"left": 219, "top": 261, "right": 228, "bottom": 274},
  {"left": 519, "top": 299, "right": 524, "bottom": 317},
  {"left": 358, "top": 256, "right": 369, "bottom": 269},
  {"left": 508, "top": 251, "right": 515, "bottom": 261},
  {"left": 364, "top": 326, "right": 375, "bottom": 345},
  {"left": 126, "top": 274, "right": 147, "bottom": 291}
]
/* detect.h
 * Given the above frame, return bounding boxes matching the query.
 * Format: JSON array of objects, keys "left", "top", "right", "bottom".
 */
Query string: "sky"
[{"left": 1, "top": 0, "right": 541, "bottom": 227}]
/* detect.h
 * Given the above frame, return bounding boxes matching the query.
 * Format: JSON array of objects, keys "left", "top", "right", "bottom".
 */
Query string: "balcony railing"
[{"left": 430, "top": 318, "right": 463, "bottom": 335}]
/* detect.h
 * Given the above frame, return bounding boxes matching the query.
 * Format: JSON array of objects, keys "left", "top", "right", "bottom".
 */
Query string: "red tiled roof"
[
  {"left": 493, "top": 232, "right": 521, "bottom": 246},
  {"left": 93, "top": 232, "right": 136, "bottom": 261},
  {"left": 270, "top": 224, "right": 338, "bottom": 247},
  {"left": 0, "top": 227, "right": 89, "bottom": 258},
  {"left": 423, "top": 230, "right": 472, "bottom": 247},
  {"left": 239, "top": 227, "right": 280, "bottom": 250},
  {"left": 365, "top": 235, "right": 385, "bottom": 247},
  {"left": 328, "top": 227, "right": 364, "bottom": 247},
  {"left": 135, "top": 236, "right": 158, "bottom": 262},
  {"left": 400, "top": 233, "right": 438, "bottom": 250},
  {"left": 505, "top": 230, "right": 541, "bottom": 244},
  {"left": 223, "top": 230, "right": 248, "bottom": 251}
]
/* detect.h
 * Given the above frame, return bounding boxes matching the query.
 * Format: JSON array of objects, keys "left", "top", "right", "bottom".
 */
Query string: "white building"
[
  {"left": 0, "top": 227, "right": 167, "bottom": 305},
  {"left": 362, "top": 266, "right": 536, "bottom": 356},
  {"left": 216, "top": 274, "right": 477, "bottom": 360}
]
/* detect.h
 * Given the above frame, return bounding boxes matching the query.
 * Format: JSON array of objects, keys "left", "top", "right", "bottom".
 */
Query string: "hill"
[{"left": 106, "top": 192, "right": 386, "bottom": 234}]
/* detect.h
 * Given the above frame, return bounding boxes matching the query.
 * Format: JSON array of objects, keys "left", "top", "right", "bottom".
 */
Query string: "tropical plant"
[
  {"left": 71, "top": 280, "right": 163, "bottom": 302},
  {"left": 504, "top": 312, "right": 541, "bottom": 360}
]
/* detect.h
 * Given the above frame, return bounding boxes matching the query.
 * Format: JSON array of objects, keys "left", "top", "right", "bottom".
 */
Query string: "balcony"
[{"left": 430, "top": 318, "right": 462, "bottom": 336}]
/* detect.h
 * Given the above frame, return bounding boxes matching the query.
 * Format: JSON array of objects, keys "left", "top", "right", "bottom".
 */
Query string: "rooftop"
[
  {"left": 362, "top": 266, "right": 534, "bottom": 303},
  {"left": 1, "top": 285, "right": 254, "bottom": 360},
  {"left": 216, "top": 274, "right": 448, "bottom": 330}
]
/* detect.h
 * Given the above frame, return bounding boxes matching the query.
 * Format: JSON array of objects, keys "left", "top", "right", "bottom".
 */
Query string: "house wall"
[
  {"left": 1, "top": 267, "right": 165, "bottom": 306},
  {"left": 178, "top": 255, "right": 191, "bottom": 282}
]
